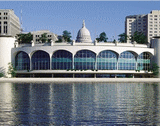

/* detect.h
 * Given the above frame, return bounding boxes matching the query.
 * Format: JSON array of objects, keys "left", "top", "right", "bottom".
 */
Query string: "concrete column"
[
  {"left": 52, "top": 74, "right": 54, "bottom": 78},
  {"left": 29, "top": 55, "right": 32, "bottom": 70},
  {"left": 50, "top": 55, "right": 52, "bottom": 70},
  {"left": 94, "top": 74, "right": 96, "bottom": 78},
  {"left": 73, "top": 73, "right": 75, "bottom": 78},
  {"left": 151, "top": 37, "right": 160, "bottom": 77},
  {"left": 95, "top": 54, "right": 97, "bottom": 70},
  {"left": 72, "top": 55, "right": 74, "bottom": 69}
]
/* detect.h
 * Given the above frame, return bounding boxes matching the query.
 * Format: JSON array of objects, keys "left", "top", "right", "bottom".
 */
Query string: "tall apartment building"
[
  {"left": 0, "top": 9, "right": 20, "bottom": 37},
  {"left": 125, "top": 10, "right": 160, "bottom": 43}
]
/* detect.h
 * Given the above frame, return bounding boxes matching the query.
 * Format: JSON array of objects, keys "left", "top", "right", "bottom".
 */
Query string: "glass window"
[
  {"left": 32, "top": 50, "right": 50, "bottom": 70},
  {"left": 52, "top": 50, "right": 72, "bottom": 70},
  {"left": 118, "top": 51, "right": 136, "bottom": 70},
  {"left": 137, "top": 52, "right": 151, "bottom": 70},
  {"left": 15, "top": 51, "right": 30, "bottom": 70},
  {"left": 97, "top": 50, "right": 117, "bottom": 70},
  {"left": 74, "top": 50, "right": 96, "bottom": 70}
]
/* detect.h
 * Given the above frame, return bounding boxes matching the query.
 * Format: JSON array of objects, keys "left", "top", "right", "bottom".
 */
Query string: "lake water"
[{"left": 0, "top": 82, "right": 160, "bottom": 125}]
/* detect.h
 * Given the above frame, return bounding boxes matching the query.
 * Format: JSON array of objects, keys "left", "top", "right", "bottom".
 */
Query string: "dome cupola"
[{"left": 76, "top": 20, "right": 92, "bottom": 43}]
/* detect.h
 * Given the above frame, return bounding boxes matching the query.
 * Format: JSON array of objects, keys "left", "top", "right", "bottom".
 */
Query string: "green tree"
[
  {"left": 150, "top": 63, "right": 159, "bottom": 77},
  {"left": 7, "top": 62, "right": 16, "bottom": 77},
  {"left": 96, "top": 32, "right": 108, "bottom": 42},
  {"left": 130, "top": 31, "right": 147, "bottom": 44},
  {"left": 16, "top": 32, "right": 33, "bottom": 44},
  {"left": 63, "top": 30, "right": 72, "bottom": 42},
  {"left": 56, "top": 38, "right": 63, "bottom": 43},
  {"left": 118, "top": 33, "right": 128, "bottom": 43},
  {"left": 40, "top": 33, "right": 48, "bottom": 43}
]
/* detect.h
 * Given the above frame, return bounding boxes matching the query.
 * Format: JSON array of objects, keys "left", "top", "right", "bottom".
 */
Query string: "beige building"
[
  {"left": 0, "top": 9, "right": 20, "bottom": 37},
  {"left": 31, "top": 30, "right": 58, "bottom": 43},
  {"left": 125, "top": 10, "right": 160, "bottom": 43}
]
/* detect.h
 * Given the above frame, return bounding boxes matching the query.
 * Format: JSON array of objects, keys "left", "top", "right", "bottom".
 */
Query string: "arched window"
[
  {"left": 118, "top": 51, "right": 136, "bottom": 70},
  {"left": 32, "top": 50, "right": 50, "bottom": 70},
  {"left": 137, "top": 52, "right": 152, "bottom": 70},
  {"left": 15, "top": 51, "right": 30, "bottom": 70},
  {"left": 52, "top": 50, "right": 72, "bottom": 70},
  {"left": 74, "top": 50, "right": 96, "bottom": 70},
  {"left": 97, "top": 50, "right": 117, "bottom": 70}
]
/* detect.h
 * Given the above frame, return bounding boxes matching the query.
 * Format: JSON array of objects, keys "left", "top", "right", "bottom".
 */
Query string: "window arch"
[
  {"left": 15, "top": 51, "right": 30, "bottom": 70},
  {"left": 52, "top": 50, "right": 72, "bottom": 70},
  {"left": 31, "top": 50, "right": 50, "bottom": 70},
  {"left": 118, "top": 51, "right": 136, "bottom": 70},
  {"left": 137, "top": 52, "right": 152, "bottom": 70},
  {"left": 74, "top": 50, "right": 96, "bottom": 70},
  {"left": 97, "top": 50, "right": 118, "bottom": 70}
]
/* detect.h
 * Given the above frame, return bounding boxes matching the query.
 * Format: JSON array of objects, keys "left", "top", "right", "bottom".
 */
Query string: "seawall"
[{"left": 0, "top": 78, "right": 160, "bottom": 83}]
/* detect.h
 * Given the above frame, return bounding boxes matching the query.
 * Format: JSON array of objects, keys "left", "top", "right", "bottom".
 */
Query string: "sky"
[{"left": 0, "top": 1, "right": 160, "bottom": 41}]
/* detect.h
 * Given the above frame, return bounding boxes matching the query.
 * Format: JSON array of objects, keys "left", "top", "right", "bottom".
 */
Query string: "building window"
[
  {"left": 154, "top": 18, "right": 157, "bottom": 20},
  {"left": 150, "top": 21, "right": 153, "bottom": 23},
  {"left": 52, "top": 50, "right": 72, "bottom": 70},
  {"left": 74, "top": 50, "right": 96, "bottom": 70},
  {"left": 97, "top": 50, "right": 117, "bottom": 70},
  {"left": 154, "top": 15, "right": 157, "bottom": 17},
  {"left": 15, "top": 51, "right": 30, "bottom": 70},
  {"left": 129, "top": 20, "right": 132, "bottom": 22},
  {"left": 150, "top": 31, "right": 153, "bottom": 33},
  {"left": 150, "top": 18, "right": 152, "bottom": 20},
  {"left": 154, "top": 28, "right": 157, "bottom": 30},
  {"left": 4, "top": 21, "right": 7, "bottom": 34},
  {"left": 150, "top": 25, "right": 153, "bottom": 27},
  {"left": 118, "top": 51, "right": 136, "bottom": 70},
  {"left": 150, "top": 15, "right": 152, "bottom": 17},
  {"left": 32, "top": 50, "right": 50, "bottom": 70},
  {"left": 154, "top": 25, "right": 157, "bottom": 27},
  {"left": 154, "top": 31, "right": 157, "bottom": 33},
  {"left": 149, "top": 34, "right": 152, "bottom": 36},
  {"left": 137, "top": 52, "right": 151, "bottom": 71}
]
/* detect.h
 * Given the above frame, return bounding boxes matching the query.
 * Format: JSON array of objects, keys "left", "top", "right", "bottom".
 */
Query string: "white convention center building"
[{"left": 8, "top": 21, "right": 158, "bottom": 78}]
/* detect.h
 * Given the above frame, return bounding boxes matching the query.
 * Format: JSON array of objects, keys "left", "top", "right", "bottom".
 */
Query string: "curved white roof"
[{"left": 76, "top": 20, "right": 92, "bottom": 43}]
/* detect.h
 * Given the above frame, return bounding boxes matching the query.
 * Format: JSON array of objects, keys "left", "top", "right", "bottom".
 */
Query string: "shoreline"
[{"left": 0, "top": 78, "right": 160, "bottom": 83}]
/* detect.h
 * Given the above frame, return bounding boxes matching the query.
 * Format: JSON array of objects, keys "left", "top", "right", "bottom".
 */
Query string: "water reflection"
[{"left": 0, "top": 83, "right": 160, "bottom": 125}]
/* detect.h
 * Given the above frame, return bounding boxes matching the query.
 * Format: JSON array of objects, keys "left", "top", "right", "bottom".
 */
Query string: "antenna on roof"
[
  {"left": 73, "top": 30, "right": 74, "bottom": 40},
  {"left": 20, "top": 5, "right": 23, "bottom": 33}
]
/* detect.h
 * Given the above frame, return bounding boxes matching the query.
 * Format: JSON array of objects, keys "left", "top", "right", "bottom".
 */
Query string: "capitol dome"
[{"left": 76, "top": 20, "right": 92, "bottom": 43}]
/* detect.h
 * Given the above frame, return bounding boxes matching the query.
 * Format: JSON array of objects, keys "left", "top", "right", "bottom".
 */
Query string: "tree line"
[{"left": 16, "top": 30, "right": 148, "bottom": 44}]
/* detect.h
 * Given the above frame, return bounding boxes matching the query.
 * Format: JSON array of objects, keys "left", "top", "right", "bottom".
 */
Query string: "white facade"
[
  {"left": 0, "top": 9, "right": 20, "bottom": 37},
  {"left": 0, "top": 36, "right": 15, "bottom": 76}
]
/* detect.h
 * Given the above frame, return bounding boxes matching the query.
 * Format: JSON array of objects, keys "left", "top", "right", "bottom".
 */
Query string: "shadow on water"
[{"left": 0, "top": 82, "right": 160, "bottom": 125}]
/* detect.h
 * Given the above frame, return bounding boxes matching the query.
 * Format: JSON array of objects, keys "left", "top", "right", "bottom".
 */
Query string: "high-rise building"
[
  {"left": 0, "top": 9, "right": 20, "bottom": 37},
  {"left": 125, "top": 10, "right": 160, "bottom": 43}
]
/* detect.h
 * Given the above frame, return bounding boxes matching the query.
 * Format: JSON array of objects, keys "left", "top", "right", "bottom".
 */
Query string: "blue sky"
[{"left": 1, "top": 1, "right": 160, "bottom": 41}]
